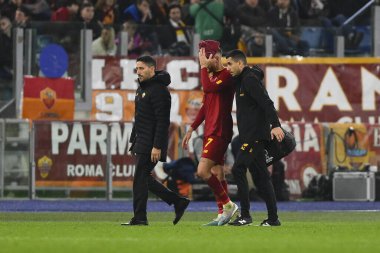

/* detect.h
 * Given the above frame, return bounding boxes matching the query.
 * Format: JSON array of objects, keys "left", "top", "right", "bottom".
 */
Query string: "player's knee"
[
  {"left": 211, "top": 167, "right": 224, "bottom": 180},
  {"left": 196, "top": 169, "right": 209, "bottom": 180}
]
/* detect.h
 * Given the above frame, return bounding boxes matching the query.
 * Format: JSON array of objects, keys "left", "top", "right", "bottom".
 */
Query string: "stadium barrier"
[
  {"left": 0, "top": 119, "right": 30, "bottom": 198},
  {"left": 1, "top": 120, "right": 379, "bottom": 199}
]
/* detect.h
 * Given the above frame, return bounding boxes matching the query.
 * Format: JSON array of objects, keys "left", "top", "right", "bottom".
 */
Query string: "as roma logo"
[
  {"left": 40, "top": 87, "right": 56, "bottom": 109},
  {"left": 37, "top": 156, "right": 53, "bottom": 179}
]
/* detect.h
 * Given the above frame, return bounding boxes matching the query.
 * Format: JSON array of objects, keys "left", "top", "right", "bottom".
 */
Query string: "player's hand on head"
[
  {"left": 198, "top": 48, "right": 212, "bottom": 69},
  {"left": 271, "top": 127, "right": 285, "bottom": 142}
]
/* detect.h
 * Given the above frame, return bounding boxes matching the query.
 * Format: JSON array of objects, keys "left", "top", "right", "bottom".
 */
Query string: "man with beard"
[
  {"left": 122, "top": 55, "right": 190, "bottom": 226},
  {"left": 226, "top": 49, "right": 284, "bottom": 226}
]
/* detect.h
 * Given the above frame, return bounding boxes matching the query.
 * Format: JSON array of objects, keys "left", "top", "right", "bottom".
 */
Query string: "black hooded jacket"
[
  {"left": 235, "top": 66, "right": 281, "bottom": 144},
  {"left": 130, "top": 70, "right": 171, "bottom": 161}
]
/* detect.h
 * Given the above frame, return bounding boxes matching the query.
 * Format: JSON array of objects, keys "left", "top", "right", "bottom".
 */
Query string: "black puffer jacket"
[{"left": 130, "top": 71, "right": 171, "bottom": 161}]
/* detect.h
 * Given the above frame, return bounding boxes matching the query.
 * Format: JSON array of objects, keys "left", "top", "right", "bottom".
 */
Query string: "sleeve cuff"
[{"left": 272, "top": 121, "right": 281, "bottom": 128}]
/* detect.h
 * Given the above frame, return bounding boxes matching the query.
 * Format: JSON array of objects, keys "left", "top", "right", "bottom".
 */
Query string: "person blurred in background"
[
  {"left": 0, "top": 16, "right": 13, "bottom": 80},
  {"left": 267, "top": 0, "right": 310, "bottom": 56},
  {"left": 159, "top": 2, "right": 191, "bottom": 55},
  {"left": 13, "top": 5, "right": 32, "bottom": 27},
  {"left": 0, "top": 15, "right": 12, "bottom": 37},
  {"left": 76, "top": 2, "right": 101, "bottom": 39},
  {"left": 94, "top": 0, "right": 119, "bottom": 25},
  {"left": 237, "top": 0, "right": 267, "bottom": 56},
  {"left": 121, "top": 20, "right": 142, "bottom": 56},
  {"left": 0, "top": 0, "right": 17, "bottom": 20},
  {"left": 92, "top": 25, "right": 116, "bottom": 56},
  {"left": 150, "top": 0, "right": 168, "bottom": 25},
  {"left": 51, "top": 0, "right": 79, "bottom": 22},
  {"left": 319, "top": 0, "right": 365, "bottom": 50},
  {"left": 123, "top": 0, "right": 152, "bottom": 24},
  {"left": 181, "top": 0, "right": 195, "bottom": 25},
  {"left": 120, "top": 19, "right": 156, "bottom": 57},
  {"left": 183, "top": 94, "right": 203, "bottom": 124},
  {"left": 190, "top": 0, "right": 224, "bottom": 41},
  {"left": 22, "top": 0, "right": 51, "bottom": 21},
  {"left": 117, "top": 0, "right": 134, "bottom": 21}
]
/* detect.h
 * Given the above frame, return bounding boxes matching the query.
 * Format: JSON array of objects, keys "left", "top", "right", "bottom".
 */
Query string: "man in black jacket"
[
  {"left": 225, "top": 49, "right": 284, "bottom": 226},
  {"left": 267, "top": 0, "right": 309, "bottom": 56},
  {"left": 122, "top": 56, "right": 189, "bottom": 226}
]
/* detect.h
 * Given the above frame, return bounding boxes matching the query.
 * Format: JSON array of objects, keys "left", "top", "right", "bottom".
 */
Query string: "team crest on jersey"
[
  {"left": 40, "top": 87, "right": 56, "bottom": 109},
  {"left": 216, "top": 80, "right": 223, "bottom": 85},
  {"left": 37, "top": 156, "right": 53, "bottom": 179}
]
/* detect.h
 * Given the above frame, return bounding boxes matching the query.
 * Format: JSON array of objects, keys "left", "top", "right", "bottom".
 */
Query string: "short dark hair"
[
  {"left": 137, "top": 0, "right": 149, "bottom": 5},
  {"left": 66, "top": 0, "right": 79, "bottom": 7},
  {"left": 17, "top": 5, "right": 32, "bottom": 17},
  {"left": 80, "top": 3, "right": 94, "bottom": 10},
  {"left": 168, "top": 2, "right": 181, "bottom": 12},
  {"left": 226, "top": 49, "right": 247, "bottom": 65},
  {"left": 137, "top": 55, "right": 156, "bottom": 68}
]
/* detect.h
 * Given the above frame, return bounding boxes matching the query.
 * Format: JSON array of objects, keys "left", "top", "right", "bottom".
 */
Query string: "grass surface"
[{"left": 1, "top": 211, "right": 380, "bottom": 253}]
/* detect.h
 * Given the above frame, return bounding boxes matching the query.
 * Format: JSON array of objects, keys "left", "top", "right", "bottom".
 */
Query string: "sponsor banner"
[
  {"left": 281, "top": 123, "right": 326, "bottom": 195},
  {"left": 91, "top": 90, "right": 134, "bottom": 122},
  {"left": 92, "top": 57, "right": 380, "bottom": 123},
  {"left": 22, "top": 77, "right": 74, "bottom": 120},
  {"left": 324, "top": 123, "right": 380, "bottom": 171},
  {"left": 91, "top": 90, "right": 204, "bottom": 124},
  {"left": 33, "top": 120, "right": 380, "bottom": 196},
  {"left": 34, "top": 121, "right": 179, "bottom": 188},
  {"left": 34, "top": 121, "right": 133, "bottom": 188}
]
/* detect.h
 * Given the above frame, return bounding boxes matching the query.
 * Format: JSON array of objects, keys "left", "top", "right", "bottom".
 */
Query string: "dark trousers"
[
  {"left": 133, "top": 154, "right": 181, "bottom": 221},
  {"left": 232, "top": 142, "right": 278, "bottom": 220}
]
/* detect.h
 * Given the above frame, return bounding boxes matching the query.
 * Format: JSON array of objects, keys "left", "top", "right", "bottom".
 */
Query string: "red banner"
[
  {"left": 34, "top": 121, "right": 180, "bottom": 188},
  {"left": 92, "top": 57, "right": 380, "bottom": 123},
  {"left": 281, "top": 123, "right": 326, "bottom": 194},
  {"left": 22, "top": 77, "right": 74, "bottom": 120},
  {"left": 34, "top": 121, "right": 133, "bottom": 188},
  {"left": 33, "top": 121, "right": 380, "bottom": 195}
]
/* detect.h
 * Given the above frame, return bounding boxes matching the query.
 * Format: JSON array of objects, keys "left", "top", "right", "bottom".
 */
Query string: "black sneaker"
[
  {"left": 260, "top": 219, "right": 281, "bottom": 226},
  {"left": 121, "top": 217, "right": 148, "bottom": 226},
  {"left": 228, "top": 216, "right": 252, "bottom": 226},
  {"left": 173, "top": 197, "right": 190, "bottom": 225}
]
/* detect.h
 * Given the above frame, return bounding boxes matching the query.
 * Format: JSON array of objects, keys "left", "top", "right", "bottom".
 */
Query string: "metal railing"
[{"left": 0, "top": 119, "right": 30, "bottom": 198}]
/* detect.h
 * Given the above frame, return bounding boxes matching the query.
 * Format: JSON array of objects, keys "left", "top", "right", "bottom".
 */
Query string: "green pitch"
[{"left": 1, "top": 211, "right": 380, "bottom": 253}]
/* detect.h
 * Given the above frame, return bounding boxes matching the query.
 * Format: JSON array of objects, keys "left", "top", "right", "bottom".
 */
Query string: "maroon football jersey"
[{"left": 191, "top": 67, "right": 235, "bottom": 141}]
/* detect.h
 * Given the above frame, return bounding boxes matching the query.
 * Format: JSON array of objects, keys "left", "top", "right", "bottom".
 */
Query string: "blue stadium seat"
[
  {"left": 300, "top": 27, "right": 325, "bottom": 55},
  {"left": 345, "top": 25, "right": 371, "bottom": 56},
  {"left": 356, "top": 25, "right": 371, "bottom": 53}
]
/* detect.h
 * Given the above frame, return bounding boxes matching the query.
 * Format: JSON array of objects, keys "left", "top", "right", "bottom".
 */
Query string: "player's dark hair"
[
  {"left": 226, "top": 49, "right": 247, "bottom": 65},
  {"left": 137, "top": 55, "right": 156, "bottom": 68}
]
